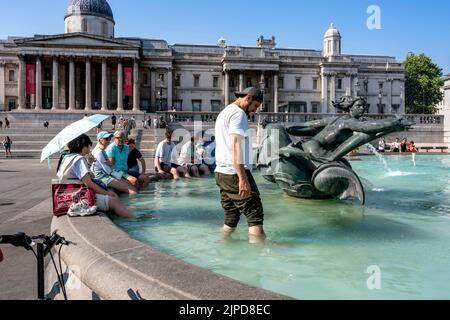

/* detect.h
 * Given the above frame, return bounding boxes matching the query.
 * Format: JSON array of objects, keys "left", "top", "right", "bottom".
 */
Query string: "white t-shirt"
[
  {"left": 155, "top": 140, "right": 177, "bottom": 165},
  {"left": 214, "top": 104, "right": 251, "bottom": 175},
  {"left": 91, "top": 146, "right": 113, "bottom": 174},
  {"left": 57, "top": 154, "right": 91, "bottom": 181},
  {"left": 178, "top": 141, "right": 202, "bottom": 165}
]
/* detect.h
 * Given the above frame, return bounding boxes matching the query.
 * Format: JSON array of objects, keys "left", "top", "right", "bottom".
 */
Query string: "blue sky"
[{"left": 1, "top": 0, "right": 448, "bottom": 74}]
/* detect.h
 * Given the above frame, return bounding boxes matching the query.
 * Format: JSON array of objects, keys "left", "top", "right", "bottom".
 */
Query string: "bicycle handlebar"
[
  {"left": 0, "top": 231, "right": 72, "bottom": 252},
  {"left": 0, "top": 233, "right": 33, "bottom": 250}
]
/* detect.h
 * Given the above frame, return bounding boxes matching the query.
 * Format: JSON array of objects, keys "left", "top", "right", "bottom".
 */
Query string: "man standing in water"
[{"left": 215, "top": 87, "right": 265, "bottom": 242}]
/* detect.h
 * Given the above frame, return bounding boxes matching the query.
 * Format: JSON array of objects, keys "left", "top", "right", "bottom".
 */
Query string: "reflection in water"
[{"left": 114, "top": 155, "right": 450, "bottom": 299}]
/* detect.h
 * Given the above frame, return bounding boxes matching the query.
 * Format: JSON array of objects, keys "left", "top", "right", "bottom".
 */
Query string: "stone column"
[
  {"left": 150, "top": 68, "right": 156, "bottom": 110},
  {"left": 344, "top": 75, "right": 352, "bottom": 96},
  {"left": 273, "top": 73, "right": 279, "bottom": 113},
  {"left": 321, "top": 73, "right": 328, "bottom": 113},
  {"left": 52, "top": 56, "right": 59, "bottom": 110},
  {"left": 224, "top": 70, "right": 230, "bottom": 106},
  {"left": 0, "top": 62, "right": 5, "bottom": 111},
  {"left": 133, "top": 59, "right": 140, "bottom": 111},
  {"left": 101, "top": 57, "right": 108, "bottom": 111},
  {"left": 69, "top": 57, "right": 75, "bottom": 110},
  {"left": 35, "top": 56, "right": 42, "bottom": 109},
  {"left": 387, "top": 78, "right": 393, "bottom": 113},
  {"left": 330, "top": 74, "right": 336, "bottom": 113},
  {"left": 18, "top": 55, "right": 26, "bottom": 110},
  {"left": 117, "top": 59, "right": 124, "bottom": 111},
  {"left": 85, "top": 57, "right": 92, "bottom": 111},
  {"left": 352, "top": 75, "right": 359, "bottom": 97},
  {"left": 239, "top": 70, "right": 244, "bottom": 91},
  {"left": 167, "top": 67, "right": 173, "bottom": 110}
]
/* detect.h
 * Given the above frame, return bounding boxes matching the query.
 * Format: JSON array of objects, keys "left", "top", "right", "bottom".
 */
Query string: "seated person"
[
  {"left": 178, "top": 136, "right": 210, "bottom": 177},
  {"left": 407, "top": 141, "right": 418, "bottom": 153},
  {"left": 57, "top": 134, "right": 134, "bottom": 218},
  {"left": 127, "top": 138, "right": 150, "bottom": 188},
  {"left": 91, "top": 131, "right": 137, "bottom": 195},
  {"left": 106, "top": 131, "right": 139, "bottom": 188},
  {"left": 202, "top": 136, "right": 216, "bottom": 172},
  {"left": 155, "top": 130, "right": 182, "bottom": 179}
]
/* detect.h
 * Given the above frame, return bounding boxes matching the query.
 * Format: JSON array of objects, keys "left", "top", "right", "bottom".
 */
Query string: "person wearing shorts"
[
  {"left": 106, "top": 131, "right": 139, "bottom": 188},
  {"left": 92, "top": 131, "right": 137, "bottom": 195},
  {"left": 57, "top": 134, "right": 134, "bottom": 218},
  {"left": 154, "top": 130, "right": 183, "bottom": 179},
  {"left": 127, "top": 138, "right": 150, "bottom": 188},
  {"left": 214, "top": 87, "right": 265, "bottom": 242},
  {"left": 178, "top": 136, "right": 210, "bottom": 177}
]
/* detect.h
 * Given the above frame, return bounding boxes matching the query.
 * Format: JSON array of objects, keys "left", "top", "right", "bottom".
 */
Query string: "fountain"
[{"left": 256, "top": 96, "right": 414, "bottom": 204}]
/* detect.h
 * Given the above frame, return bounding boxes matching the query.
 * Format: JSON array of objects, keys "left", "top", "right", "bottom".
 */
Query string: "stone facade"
[
  {"left": 442, "top": 76, "right": 450, "bottom": 147},
  {"left": 0, "top": 0, "right": 405, "bottom": 114}
]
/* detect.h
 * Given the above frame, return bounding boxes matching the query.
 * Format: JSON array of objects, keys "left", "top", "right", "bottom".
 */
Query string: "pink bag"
[{"left": 52, "top": 180, "right": 95, "bottom": 217}]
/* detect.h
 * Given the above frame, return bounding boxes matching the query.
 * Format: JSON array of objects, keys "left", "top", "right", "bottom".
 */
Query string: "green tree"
[{"left": 404, "top": 53, "right": 444, "bottom": 114}]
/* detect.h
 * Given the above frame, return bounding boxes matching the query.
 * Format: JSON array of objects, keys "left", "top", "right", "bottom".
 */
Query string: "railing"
[{"left": 156, "top": 112, "right": 445, "bottom": 126}]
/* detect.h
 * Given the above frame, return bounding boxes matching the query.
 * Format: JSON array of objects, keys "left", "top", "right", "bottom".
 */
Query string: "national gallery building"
[{"left": 0, "top": 0, "right": 406, "bottom": 114}]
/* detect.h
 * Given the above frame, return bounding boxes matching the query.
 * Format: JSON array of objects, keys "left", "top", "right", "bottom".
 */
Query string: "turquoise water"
[{"left": 113, "top": 155, "right": 450, "bottom": 300}]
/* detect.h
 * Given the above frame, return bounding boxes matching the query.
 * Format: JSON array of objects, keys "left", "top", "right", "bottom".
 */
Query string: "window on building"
[
  {"left": 143, "top": 73, "right": 149, "bottom": 85},
  {"left": 8, "top": 98, "right": 16, "bottom": 110},
  {"left": 313, "top": 79, "right": 318, "bottom": 90},
  {"left": 8, "top": 70, "right": 15, "bottom": 82},
  {"left": 246, "top": 78, "right": 252, "bottom": 88},
  {"left": 279, "top": 77, "right": 284, "bottom": 89},
  {"left": 192, "top": 100, "right": 202, "bottom": 112},
  {"left": 213, "top": 76, "right": 219, "bottom": 88},
  {"left": 211, "top": 100, "right": 221, "bottom": 112},
  {"left": 102, "top": 22, "right": 108, "bottom": 36},
  {"left": 311, "top": 102, "right": 320, "bottom": 113},
  {"left": 392, "top": 104, "right": 400, "bottom": 113},
  {"left": 174, "top": 100, "right": 183, "bottom": 111},
  {"left": 296, "top": 77, "right": 301, "bottom": 90},
  {"left": 337, "top": 79, "right": 343, "bottom": 90},
  {"left": 158, "top": 73, "right": 165, "bottom": 82},
  {"left": 230, "top": 77, "right": 235, "bottom": 89},
  {"left": 175, "top": 74, "right": 181, "bottom": 87},
  {"left": 82, "top": 19, "right": 88, "bottom": 32},
  {"left": 377, "top": 104, "right": 386, "bottom": 114},
  {"left": 194, "top": 75, "right": 200, "bottom": 88}
]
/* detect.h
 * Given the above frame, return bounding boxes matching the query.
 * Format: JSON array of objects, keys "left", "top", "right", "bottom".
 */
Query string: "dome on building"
[
  {"left": 324, "top": 23, "right": 341, "bottom": 38},
  {"left": 65, "top": 0, "right": 114, "bottom": 23}
]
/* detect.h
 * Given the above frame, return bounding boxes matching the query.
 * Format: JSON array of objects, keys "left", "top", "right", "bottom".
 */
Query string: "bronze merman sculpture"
[{"left": 256, "top": 96, "right": 414, "bottom": 204}]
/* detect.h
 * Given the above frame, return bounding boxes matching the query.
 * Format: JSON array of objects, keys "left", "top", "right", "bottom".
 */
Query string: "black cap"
[{"left": 234, "top": 87, "right": 264, "bottom": 103}]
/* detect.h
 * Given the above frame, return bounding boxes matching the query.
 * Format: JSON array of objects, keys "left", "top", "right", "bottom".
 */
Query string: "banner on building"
[
  {"left": 124, "top": 67, "right": 133, "bottom": 97},
  {"left": 26, "top": 64, "right": 36, "bottom": 95}
]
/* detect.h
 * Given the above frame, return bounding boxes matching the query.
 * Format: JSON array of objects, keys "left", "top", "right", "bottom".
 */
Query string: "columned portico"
[
  {"left": 321, "top": 73, "right": 328, "bottom": 113},
  {"left": 387, "top": 78, "right": 393, "bottom": 113},
  {"left": 85, "top": 57, "right": 92, "bottom": 111},
  {"left": 133, "top": 59, "right": 140, "bottom": 111},
  {"left": 273, "top": 73, "right": 279, "bottom": 113},
  {"left": 239, "top": 71, "right": 244, "bottom": 91},
  {"left": 101, "top": 57, "right": 108, "bottom": 111},
  {"left": 18, "top": 55, "right": 26, "bottom": 110},
  {"left": 69, "top": 57, "right": 75, "bottom": 110},
  {"left": 330, "top": 74, "right": 336, "bottom": 113},
  {"left": 35, "top": 56, "right": 42, "bottom": 109},
  {"left": 167, "top": 67, "right": 173, "bottom": 109},
  {"left": 52, "top": 56, "right": 59, "bottom": 110},
  {"left": 0, "top": 62, "right": 5, "bottom": 111},
  {"left": 117, "top": 59, "right": 124, "bottom": 111},
  {"left": 224, "top": 71, "right": 230, "bottom": 106}
]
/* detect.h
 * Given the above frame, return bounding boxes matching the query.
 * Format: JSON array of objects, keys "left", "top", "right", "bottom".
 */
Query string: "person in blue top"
[{"left": 106, "top": 131, "right": 138, "bottom": 188}]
